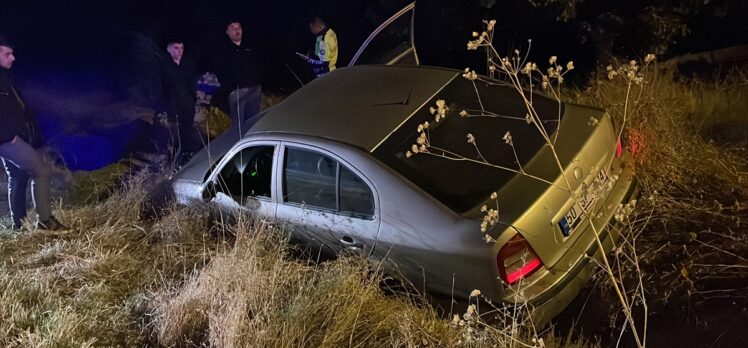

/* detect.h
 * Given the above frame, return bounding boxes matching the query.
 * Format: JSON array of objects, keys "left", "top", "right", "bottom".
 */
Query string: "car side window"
[
  {"left": 283, "top": 147, "right": 375, "bottom": 219},
  {"left": 216, "top": 145, "right": 274, "bottom": 200},
  {"left": 284, "top": 148, "right": 337, "bottom": 210}
]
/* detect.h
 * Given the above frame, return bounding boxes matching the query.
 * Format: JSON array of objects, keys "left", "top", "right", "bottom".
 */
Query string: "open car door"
[{"left": 348, "top": 2, "right": 419, "bottom": 67}]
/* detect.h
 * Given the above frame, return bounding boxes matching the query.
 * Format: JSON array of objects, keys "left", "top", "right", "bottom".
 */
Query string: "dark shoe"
[{"left": 36, "top": 217, "right": 69, "bottom": 231}]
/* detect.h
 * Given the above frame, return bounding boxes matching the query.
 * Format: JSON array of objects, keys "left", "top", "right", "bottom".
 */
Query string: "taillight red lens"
[
  {"left": 497, "top": 234, "right": 543, "bottom": 286},
  {"left": 616, "top": 137, "right": 623, "bottom": 158}
]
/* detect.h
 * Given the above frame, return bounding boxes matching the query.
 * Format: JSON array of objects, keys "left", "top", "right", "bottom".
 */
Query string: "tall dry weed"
[
  {"left": 151, "top": 215, "right": 456, "bottom": 347},
  {"left": 576, "top": 63, "right": 748, "bottom": 305},
  {"left": 150, "top": 215, "right": 590, "bottom": 347}
]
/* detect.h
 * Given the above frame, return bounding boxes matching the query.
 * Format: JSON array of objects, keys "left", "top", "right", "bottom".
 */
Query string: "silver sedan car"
[{"left": 173, "top": 64, "right": 638, "bottom": 325}]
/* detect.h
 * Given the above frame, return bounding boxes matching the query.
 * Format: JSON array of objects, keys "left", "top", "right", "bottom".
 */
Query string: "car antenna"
[{"left": 285, "top": 64, "right": 305, "bottom": 88}]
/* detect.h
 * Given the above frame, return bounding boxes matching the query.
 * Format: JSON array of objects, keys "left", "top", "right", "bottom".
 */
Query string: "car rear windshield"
[{"left": 372, "top": 78, "right": 562, "bottom": 214}]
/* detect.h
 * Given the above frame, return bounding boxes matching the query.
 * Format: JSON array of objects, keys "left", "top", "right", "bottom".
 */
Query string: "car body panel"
[
  {"left": 248, "top": 66, "right": 457, "bottom": 152},
  {"left": 274, "top": 140, "right": 381, "bottom": 259},
  {"left": 353, "top": 152, "right": 499, "bottom": 298},
  {"left": 507, "top": 155, "right": 639, "bottom": 324},
  {"left": 479, "top": 104, "right": 618, "bottom": 269}
]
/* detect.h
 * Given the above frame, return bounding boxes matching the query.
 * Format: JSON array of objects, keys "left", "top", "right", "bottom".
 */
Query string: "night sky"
[{"left": 2, "top": 0, "right": 747, "bottom": 90}]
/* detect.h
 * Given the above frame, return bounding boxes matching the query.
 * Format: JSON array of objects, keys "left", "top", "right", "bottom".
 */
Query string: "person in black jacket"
[
  {"left": 212, "top": 20, "right": 263, "bottom": 135},
  {"left": 0, "top": 34, "right": 67, "bottom": 230},
  {"left": 160, "top": 39, "right": 202, "bottom": 165}
]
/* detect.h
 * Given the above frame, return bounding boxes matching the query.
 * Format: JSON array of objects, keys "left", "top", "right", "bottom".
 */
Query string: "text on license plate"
[{"left": 558, "top": 167, "right": 610, "bottom": 238}]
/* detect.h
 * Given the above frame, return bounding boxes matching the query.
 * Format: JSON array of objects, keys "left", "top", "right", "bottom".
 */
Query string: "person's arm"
[{"left": 323, "top": 29, "right": 338, "bottom": 70}]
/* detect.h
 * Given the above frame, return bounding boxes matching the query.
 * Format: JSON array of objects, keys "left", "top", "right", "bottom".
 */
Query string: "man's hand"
[{"left": 11, "top": 135, "right": 21, "bottom": 144}]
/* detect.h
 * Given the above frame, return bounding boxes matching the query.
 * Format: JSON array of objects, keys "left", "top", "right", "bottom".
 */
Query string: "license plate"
[{"left": 559, "top": 167, "right": 610, "bottom": 238}]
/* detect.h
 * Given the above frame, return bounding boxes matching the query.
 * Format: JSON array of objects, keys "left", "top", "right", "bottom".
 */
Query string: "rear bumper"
[{"left": 504, "top": 158, "right": 640, "bottom": 326}]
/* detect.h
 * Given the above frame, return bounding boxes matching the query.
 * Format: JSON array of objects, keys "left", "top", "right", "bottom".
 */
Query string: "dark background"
[
  {"left": 2, "top": 0, "right": 747, "bottom": 93},
  {"left": 0, "top": 0, "right": 746, "bottom": 170}
]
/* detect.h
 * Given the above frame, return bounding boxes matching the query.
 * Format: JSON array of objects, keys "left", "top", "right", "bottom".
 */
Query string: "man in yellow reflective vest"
[{"left": 299, "top": 17, "right": 338, "bottom": 78}]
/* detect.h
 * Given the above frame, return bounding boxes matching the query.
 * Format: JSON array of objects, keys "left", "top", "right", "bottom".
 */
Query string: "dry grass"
[
  {"left": 65, "top": 162, "right": 129, "bottom": 205},
  {"left": 574, "top": 63, "right": 748, "bottom": 306},
  {"left": 0, "top": 172, "right": 592, "bottom": 347},
  {"left": 152, "top": 217, "right": 450, "bottom": 347},
  {"left": 0, "top": 173, "right": 220, "bottom": 346},
  {"left": 150, "top": 215, "right": 592, "bottom": 347}
]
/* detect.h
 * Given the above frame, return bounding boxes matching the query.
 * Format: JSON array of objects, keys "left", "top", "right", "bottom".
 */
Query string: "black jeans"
[{"left": 0, "top": 137, "right": 52, "bottom": 227}]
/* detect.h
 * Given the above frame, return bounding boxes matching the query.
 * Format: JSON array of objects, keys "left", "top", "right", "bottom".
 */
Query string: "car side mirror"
[{"left": 202, "top": 181, "right": 218, "bottom": 202}]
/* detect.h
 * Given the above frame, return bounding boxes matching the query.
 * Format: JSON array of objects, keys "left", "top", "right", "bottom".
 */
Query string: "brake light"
[
  {"left": 497, "top": 234, "right": 544, "bottom": 286},
  {"left": 616, "top": 137, "right": 623, "bottom": 158}
]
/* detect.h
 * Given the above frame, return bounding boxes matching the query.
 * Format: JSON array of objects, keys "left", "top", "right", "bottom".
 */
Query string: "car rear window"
[{"left": 372, "top": 78, "right": 562, "bottom": 214}]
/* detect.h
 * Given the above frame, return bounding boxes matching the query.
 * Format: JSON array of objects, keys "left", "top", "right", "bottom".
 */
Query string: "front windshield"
[{"left": 372, "top": 78, "right": 561, "bottom": 214}]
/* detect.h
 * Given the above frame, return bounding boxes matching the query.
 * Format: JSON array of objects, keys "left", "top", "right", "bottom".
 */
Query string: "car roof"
[{"left": 247, "top": 65, "right": 459, "bottom": 152}]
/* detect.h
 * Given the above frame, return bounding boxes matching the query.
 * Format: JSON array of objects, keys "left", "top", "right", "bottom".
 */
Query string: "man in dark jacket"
[
  {"left": 0, "top": 34, "right": 67, "bottom": 230},
  {"left": 212, "top": 20, "right": 263, "bottom": 135},
  {"left": 160, "top": 39, "right": 202, "bottom": 165}
]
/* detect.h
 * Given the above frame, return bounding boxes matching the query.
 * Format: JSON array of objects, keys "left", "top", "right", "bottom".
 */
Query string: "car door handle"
[{"left": 340, "top": 235, "right": 364, "bottom": 249}]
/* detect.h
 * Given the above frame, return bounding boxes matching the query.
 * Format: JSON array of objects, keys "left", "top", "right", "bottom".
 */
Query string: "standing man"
[
  {"left": 0, "top": 34, "right": 67, "bottom": 230},
  {"left": 299, "top": 17, "right": 338, "bottom": 77},
  {"left": 213, "top": 20, "right": 263, "bottom": 135},
  {"left": 160, "top": 39, "right": 202, "bottom": 165}
]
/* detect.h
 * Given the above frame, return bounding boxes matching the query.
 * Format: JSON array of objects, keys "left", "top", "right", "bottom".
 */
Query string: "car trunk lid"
[{"left": 487, "top": 104, "right": 619, "bottom": 268}]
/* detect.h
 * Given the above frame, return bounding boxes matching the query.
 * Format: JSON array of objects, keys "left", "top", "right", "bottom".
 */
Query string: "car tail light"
[
  {"left": 497, "top": 234, "right": 543, "bottom": 286},
  {"left": 615, "top": 137, "right": 623, "bottom": 158}
]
